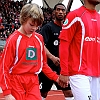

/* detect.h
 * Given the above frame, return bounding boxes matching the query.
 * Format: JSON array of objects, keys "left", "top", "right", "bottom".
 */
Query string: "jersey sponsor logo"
[
  {"left": 26, "top": 47, "right": 37, "bottom": 60},
  {"left": 63, "top": 19, "right": 68, "bottom": 25},
  {"left": 97, "top": 37, "right": 100, "bottom": 43},
  {"left": 85, "top": 36, "right": 100, "bottom": 43},
  {"left": 91, "top": 19, "right": 97, "bottom": 21},
  {"left": 22, "top": 62, "right": 38, "bottom": 66},
  {"left": 85, "top": 37, "right": 96, "bottom": 42}
]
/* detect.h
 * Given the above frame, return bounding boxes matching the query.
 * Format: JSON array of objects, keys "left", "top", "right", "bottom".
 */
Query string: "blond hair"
[{"left": 19, "top": 3, "right": 44, "bottom": 26}]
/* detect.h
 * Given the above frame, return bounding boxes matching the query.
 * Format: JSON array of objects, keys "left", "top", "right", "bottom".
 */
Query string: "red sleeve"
[
  {"left": 42, "top": 62, "right": 58, "bottom": 81},
  {"left": 0, "top": 37, "right": 15, "bottom": 96},
  {"left": 59, "top": 11, "right": 78, "bottom": 42},
  {"left": 59, "top": 11, "right": 78, "bottom": 75},
  {"left": 59, "top": 39, "right": 69, "bottom": 75}
]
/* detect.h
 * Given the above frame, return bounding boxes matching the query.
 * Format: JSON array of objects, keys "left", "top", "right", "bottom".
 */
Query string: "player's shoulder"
[
  {"left": 7, "top": 30, "right": 20, "bottom": 41},
  {"left": 35, "top": 32, "right": 42, "bottom": 37},
  {"left": 67, "top": 6, "right": 86, "bottom": 18},
  {"left": 63, "top": 6, "right": 87, "bottom": 26},
  {"left": 5, "top": 30, "right": 21, "bottom": 47},
  {"left": 34, "top": 32, "right": 44, "bottom": 41}
]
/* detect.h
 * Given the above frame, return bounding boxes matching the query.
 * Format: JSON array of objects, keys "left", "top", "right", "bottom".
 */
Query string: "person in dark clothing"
[{"left": 39, "top": 3, "right": 73, "bottom": 100}]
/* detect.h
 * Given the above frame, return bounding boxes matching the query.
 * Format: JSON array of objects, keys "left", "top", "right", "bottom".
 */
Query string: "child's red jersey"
[{"left": 0, "top": 30, "right": 58, "bottom": 95}]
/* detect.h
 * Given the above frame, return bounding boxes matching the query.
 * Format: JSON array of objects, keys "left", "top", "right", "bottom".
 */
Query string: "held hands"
[
  {"left": 56, "top": 75, "right": 69, "bottom": 88},
  {"left": 5, "top": 94, "right": 16, "bottom": 100}
]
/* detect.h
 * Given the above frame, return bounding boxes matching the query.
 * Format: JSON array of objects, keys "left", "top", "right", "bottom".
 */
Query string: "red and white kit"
[
  {"left": 59, "top": 6, "right": 100, "bottom": 100},
  {"left": 0, "top": 30, "right": 58, "bottom": 100}
]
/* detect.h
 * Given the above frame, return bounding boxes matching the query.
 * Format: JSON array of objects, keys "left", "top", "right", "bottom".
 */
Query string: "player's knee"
[
  {"left": 63, "top": 90, "right": 73, "bottom": 97},
  {"left": 41, "top": 92, "right": 48, "bottom": 98}
]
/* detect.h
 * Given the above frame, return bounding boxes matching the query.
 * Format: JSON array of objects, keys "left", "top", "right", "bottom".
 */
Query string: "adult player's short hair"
[
  {"left": 53, "top": 3, "right": 66, "bottom": 10},
  {"left": 19, "top": 3, "right": 44, "bottom": 26}
]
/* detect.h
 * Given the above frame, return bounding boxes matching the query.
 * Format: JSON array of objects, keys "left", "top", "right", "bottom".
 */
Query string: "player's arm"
[
  {"left": 0, "top": 38, "right": 15, "bottom": 96},
  {"left": 44, "top": 46, "right": 60, "bottom": 66},
  {"left": 42, "top": 44, "right": 58, "bottom": 81},
  {"left": 40, "top": 33, "right": 67, "bottom": 87},
  {"left": 40, "top": 24, "right": 60, "bottom": 66},
  {"left": 58, "top": 11, "right": 78, "bottom": 87}
]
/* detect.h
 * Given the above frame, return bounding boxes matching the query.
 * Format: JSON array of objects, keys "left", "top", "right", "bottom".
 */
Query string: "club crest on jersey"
[
  {"left": 26, "top": 47, "right": 37, "bottom": 60},
  {"left": 54, "top": 40, "right": 58, "bottom": 46},
  {"left": 63, "top": 19, "right": 68, "bottom": 25}
]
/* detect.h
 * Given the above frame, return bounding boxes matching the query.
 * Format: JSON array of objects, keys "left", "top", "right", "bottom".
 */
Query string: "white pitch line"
[{"left": 47, "top": 93, "right": 64, "bottom": 97}]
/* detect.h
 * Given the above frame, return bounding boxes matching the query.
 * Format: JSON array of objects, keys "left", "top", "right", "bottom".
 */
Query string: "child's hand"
[
  {"left": 5, "top": 94, "right": 16, "bottom": 100},
  {"left": 57, "top": 75, "right": 69, "bottom": 88}
]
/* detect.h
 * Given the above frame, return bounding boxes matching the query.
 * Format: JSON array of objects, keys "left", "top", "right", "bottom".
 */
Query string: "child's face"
[{"left": 23, "top": 18, "right": 38, "bottom": 35}]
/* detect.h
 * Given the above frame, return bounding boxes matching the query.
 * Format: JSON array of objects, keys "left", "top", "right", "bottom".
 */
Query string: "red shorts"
[{"left": 10, "top": 74, "right": 41, "bottom": 100}]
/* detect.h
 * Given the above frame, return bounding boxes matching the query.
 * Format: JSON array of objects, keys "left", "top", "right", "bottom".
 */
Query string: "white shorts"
[{"left": 69, "top": 75, "right": 100, "bottom": 100}]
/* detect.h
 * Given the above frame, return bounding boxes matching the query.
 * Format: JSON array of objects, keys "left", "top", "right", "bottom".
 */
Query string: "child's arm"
[
  {"left": 42, "top": 61, "right": 59, "bottom": 82},
  {"left": 0, "top": 38, "right": 15, "bottom": 96},
  {"left": 42, "top": 45, "right": 59, "bottom": 82}
]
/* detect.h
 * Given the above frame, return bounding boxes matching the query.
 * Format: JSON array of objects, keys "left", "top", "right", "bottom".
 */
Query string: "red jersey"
[
  {"left": 0, "top": 30, "right": 58, "bottom": 95},
  {"left": 59, "top": 6, "right": 100, "bottom": 76}
]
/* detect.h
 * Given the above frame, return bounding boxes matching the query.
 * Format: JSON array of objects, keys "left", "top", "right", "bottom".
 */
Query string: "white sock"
[
  {"left": 41, "top": 97, "right": 46, "bottom": 100},
  {"left": 65, "top": 97, "right": 74, "bottom": 100}
]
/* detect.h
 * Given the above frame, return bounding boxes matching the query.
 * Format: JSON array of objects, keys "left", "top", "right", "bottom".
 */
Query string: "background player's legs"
[
  {"left": 55, "top": 82, "right": 74, "bottom": 100},
  {"left": 39, "top": 72, "right": 74, "bottom": 100},
  {"left": 40, "top": 80, "right": 53, "bottom": 98},
  {"left": 69, "top": 75, "right": 91, "bottom": 100},
  {"left": 54, "top": 66, "right": 74, "bottom": 100},
  {"left": 63, "top": 90, "right": 74, "bottom": 100},
  {"left": 39, "top": 72, "right": 53, "bottom": 100}
]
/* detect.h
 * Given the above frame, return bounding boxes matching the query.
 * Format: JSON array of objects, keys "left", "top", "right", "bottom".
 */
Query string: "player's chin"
[
  {"left": 30, "top": 30, "right": 34, "bottom": 33},
  {"left": 57, "top": 18, "right": 64, "bottom": 21},
  {"left": 91, "top": 1, "right": 100, "bottom": 5}
]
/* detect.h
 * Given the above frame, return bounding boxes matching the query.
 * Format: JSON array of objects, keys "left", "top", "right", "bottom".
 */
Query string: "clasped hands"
[{"left": 56, "top": 74, "right": 69, "bottom": 88}]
